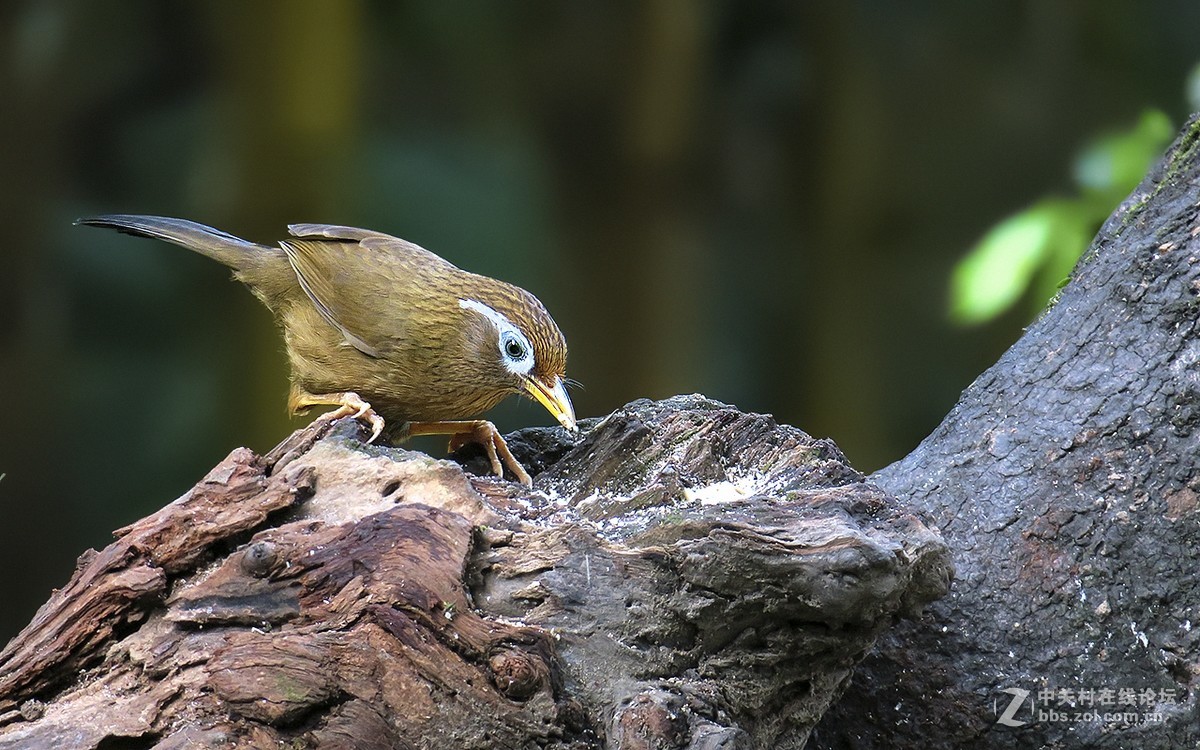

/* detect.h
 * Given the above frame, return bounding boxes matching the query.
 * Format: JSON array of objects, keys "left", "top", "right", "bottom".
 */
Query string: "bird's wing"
[
  {"left": 287, "top": 224, "right": 393, "bottom": 242},
  {"left": 277, "top": 232, "right": 460, "bottom": 359},
  {"left": 280, "top": 238, "right": 382, "bottom": 358},
  {"left": 288, "top": 224, "right": 457, "bottom": 268}
]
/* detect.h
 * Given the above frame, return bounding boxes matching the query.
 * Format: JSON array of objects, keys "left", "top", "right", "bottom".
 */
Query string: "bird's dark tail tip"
[{"left": 76, "top": 214, "right": 264, "bottom": 270}]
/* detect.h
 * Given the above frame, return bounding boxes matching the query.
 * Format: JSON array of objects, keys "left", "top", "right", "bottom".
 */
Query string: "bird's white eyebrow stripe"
[
  {"left": 459, "top": 298, "right": 536, "bottom": 376},
  {"left": 458, "top": 298, "right": 515, "bottom": 330}
]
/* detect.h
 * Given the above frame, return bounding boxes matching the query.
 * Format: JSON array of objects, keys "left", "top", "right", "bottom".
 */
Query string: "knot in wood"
[
  {"left": 488, "top": 647, "right": 543, "bottom": 701},
  {"left": 239, "top": 541, "right": 279, "bottom": 578}
]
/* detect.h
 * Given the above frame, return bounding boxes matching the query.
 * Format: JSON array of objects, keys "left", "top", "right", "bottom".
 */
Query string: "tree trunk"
[
  {"left": 0, "top": 396, "right": 949, "bottom": 750},
  {"left": 811, "top": 117, "right": 1200, "bottom": 748}
]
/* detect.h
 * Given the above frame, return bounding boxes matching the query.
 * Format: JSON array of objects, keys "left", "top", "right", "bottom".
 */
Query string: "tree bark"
[
  {"left": 811, "top": 117, "right": 1200, "bottom": 748},
  {"left": 0, "top": 396, "right": 949, "bottom": 750}
]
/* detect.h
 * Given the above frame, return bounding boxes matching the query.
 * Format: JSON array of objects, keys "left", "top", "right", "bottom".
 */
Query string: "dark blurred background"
[{"left": 1, "top": 1, "right": 1198, "bottom": 644}]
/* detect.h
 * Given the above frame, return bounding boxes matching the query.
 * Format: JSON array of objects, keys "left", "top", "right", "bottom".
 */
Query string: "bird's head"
[{"left": 456, "top": 293, "right": 576, "bottom": 430}]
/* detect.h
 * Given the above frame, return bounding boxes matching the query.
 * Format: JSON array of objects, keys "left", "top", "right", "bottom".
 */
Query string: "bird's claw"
[
  {"left": 307, "top": 391, "right": 385, "bottom": 443},
  {"left": 345, "top": 399, "right": 385, "bottom": 443},
  {"left": 410, "top": 420, "right": 532, "bottom": 486},
  {"left": 448, "top": 423, "right": 532, "bottom": 487},
  {"left": 300, "top": 388, "right": 388, "bottom": 441}
]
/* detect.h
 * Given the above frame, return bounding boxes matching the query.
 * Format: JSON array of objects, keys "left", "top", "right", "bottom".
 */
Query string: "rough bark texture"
[
  {"left": 811, "top": 118, "right": 1200, "bottom": 748},
  {"left": 0, "top": 395, "right": 950, "bottom": 750}
]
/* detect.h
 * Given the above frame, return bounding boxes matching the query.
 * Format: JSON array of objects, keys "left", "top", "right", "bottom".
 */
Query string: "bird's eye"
[{"left": 502, "top": 333, "right": 528, "bottom": 362}]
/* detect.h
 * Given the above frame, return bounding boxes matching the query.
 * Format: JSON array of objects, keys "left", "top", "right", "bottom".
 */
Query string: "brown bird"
[{"left": 77, "top": 215, "right": 576, "bottom": 486}]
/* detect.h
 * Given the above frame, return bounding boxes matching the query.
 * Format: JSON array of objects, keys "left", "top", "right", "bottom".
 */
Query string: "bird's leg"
[
  {"left": 288, "top": 385, "right": 385, "bottom": 443},
  {"left": 405, "top": 420, "right": 532, "bottom": 487}
]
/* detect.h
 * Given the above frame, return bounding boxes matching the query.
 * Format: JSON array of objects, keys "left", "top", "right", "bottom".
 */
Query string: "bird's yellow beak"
[{"left": 523, "top": 375, "right": 577, "bottom": 431}]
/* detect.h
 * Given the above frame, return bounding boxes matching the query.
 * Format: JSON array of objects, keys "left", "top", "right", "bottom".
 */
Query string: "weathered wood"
[
  {"left": 0, "top": 396, "right": 948, "bottom": 749},
  {"left": 0, "top": 447, "right": 291, "bottom": 707}
]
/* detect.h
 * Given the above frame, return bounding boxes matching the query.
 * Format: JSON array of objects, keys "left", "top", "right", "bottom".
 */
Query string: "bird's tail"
[{"left": 75, "top": 214, "right": 275, "bottom": 273}]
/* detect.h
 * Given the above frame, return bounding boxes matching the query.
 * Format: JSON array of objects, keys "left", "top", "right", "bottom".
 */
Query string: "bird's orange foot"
[
  {"left": 289, "top": 387, "right": 385, "bottom": 443},
  {"left": 408, "top": 420, "right": 532, "bottom": 487}
]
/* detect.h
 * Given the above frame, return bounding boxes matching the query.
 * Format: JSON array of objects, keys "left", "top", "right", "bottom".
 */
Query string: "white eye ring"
[
  {"left": 459, "top": 298, "right": 535, "bottom": 376},
  {"left": 502, "top": 331, "right": 529, "bottom": 362}
]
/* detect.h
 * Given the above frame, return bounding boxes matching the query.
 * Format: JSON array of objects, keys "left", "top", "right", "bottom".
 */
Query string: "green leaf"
[
  {"left": 949, "top": 202, "right": 1056, "bottom": 325},
  {"left": 949, "top": 109, "right": 1174, "bottom": 326},
  {"left": 1073, "top": 109, "right": 1174, "bottom": 196}
]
